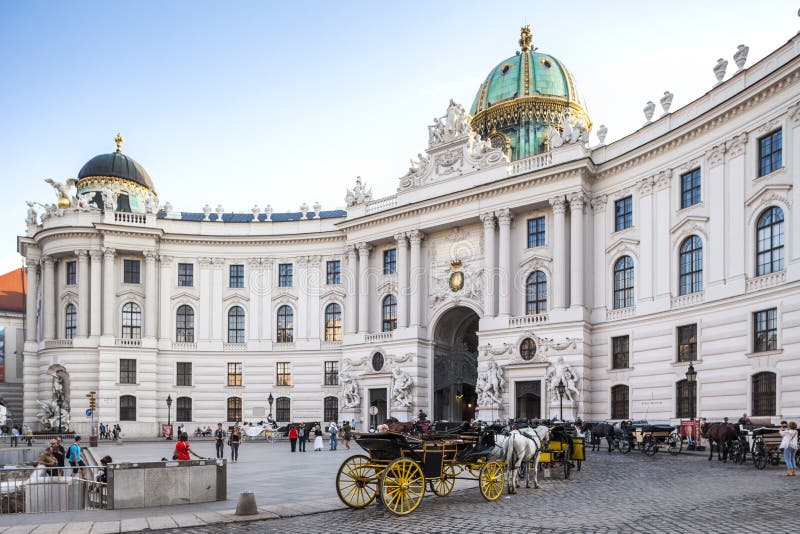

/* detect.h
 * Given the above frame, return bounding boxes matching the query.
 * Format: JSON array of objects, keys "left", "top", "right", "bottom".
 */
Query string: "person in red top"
[
  {"left": 174, "top": 432, "right": 204, "bottom": 461},
  {"left": 288, "top": 425, "right": 298, "bottom": 452}
]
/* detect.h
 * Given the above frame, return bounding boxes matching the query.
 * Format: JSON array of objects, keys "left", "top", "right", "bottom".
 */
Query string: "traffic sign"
[{"left": 85, "top": 409, "right": 93, "bottom": 417}]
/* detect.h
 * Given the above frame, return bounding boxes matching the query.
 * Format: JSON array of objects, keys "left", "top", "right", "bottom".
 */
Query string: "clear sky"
[{"left": 0, "top": 1, "right": 797, "bottom": 272}]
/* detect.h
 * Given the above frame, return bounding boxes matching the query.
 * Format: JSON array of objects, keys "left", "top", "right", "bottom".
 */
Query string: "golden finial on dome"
[
  {"left": 519, "top": 25, "right": 533, "bottom": 52},
  {"left": 114, "top": 132, "right": 124, "bottom": 152}
]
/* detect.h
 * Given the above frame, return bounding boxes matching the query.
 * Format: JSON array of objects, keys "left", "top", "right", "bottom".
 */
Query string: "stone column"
[
  {"left": 198, "top": 258, "right": 212, "bottom": 342},
  {"left": 653, "top": 172, "right": 672, "bottom": 299},
  {"left": 76, "top": 250, "right": 89, "bottom": 337},
  {"left": 637, "top": 179, "right": 654, "bottom": 302},
  {"left": 706, "top": 145, "right": 727, "bottom": 287},
  {"left": 25, "top": 260, "right": 38, "bottom": 341},
  {"left": 159, "top": 255, "right": 173, "bottom": 339},
  {"left": 395, "top": 233, "right": 409, "bottom": 328},
  {"left": 211, "top": 259, "right": 224, "bottom": 340},
  {"left": 590, "top": 195, "right": 608, "bottom": 310},
  {"left": 357, "top": 243, "right": 371, "bottom": 334},
  {"left": 408, "top": 230, "right": 424, "bottom": 327},
  {"left": 549, "top": 196, "right": 567, "bottom": 310},
  {"left": 102, "top": 248, "right": 116, "bottom": 336},
  {"left": 497, "top": 209, "right": 512, "bottom": 317},
  {"left": 724, "top": 134, "right": 747, "bottom": 280},
  {"left": 569, "top": 192, "right": 588, "bottom": 308},
  {"left": 41, "top": 256, "right": 55, "bottom": 340},
  {"left": 481, "top": 213, "right": 496, "bottom": 318},
  {"left": 90, "top": 250, "right": 103, "bottom": 337},
  {"left": 144, "top": 252, "right": 158, "bottom": 338},
  {"left": 344, "top": 246, "right": 358, "bottom": 334},
  {"left": 247, "top": 258, "right": 262, "bottom": 340}
]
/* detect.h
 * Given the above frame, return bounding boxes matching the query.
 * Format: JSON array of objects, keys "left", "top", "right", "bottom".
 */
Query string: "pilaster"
[
  {"left": 496, "top": 209, "right": 512, "bottom": 317},
  {"left": 89, "top": 250, "right": 103, "bottom": 337},
  {"left": 76, "top": 250, "right": 89, "bottom": 337},
  {"left": 408, "top": 230, "right": 424, "bottom": 327},
  {"left": 357, "top": 243, "right": 372, "bottom": 334},
  {"left": 395, "top": 233, "right": 409, "bottom": 328},
  {"left": 101, "top": 248, "right": 116, "bottom": 337},
  {"left": 41, "top": 256, "right": 55, "bottom": 340},
  {"left": 549, "top": 196, "right": 567, "bottom": 310},
  {"left": 481, "top": 213, "right": 496, "bottom": 318}
]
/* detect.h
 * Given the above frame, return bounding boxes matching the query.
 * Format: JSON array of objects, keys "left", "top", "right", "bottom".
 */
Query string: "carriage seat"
[{"left": 456, "top": 433, "right": 497, "bottom": 462}]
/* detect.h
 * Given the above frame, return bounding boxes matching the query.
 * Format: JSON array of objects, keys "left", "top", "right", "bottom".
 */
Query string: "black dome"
[{"left": 77, "top": 151, "right": 154, "bottom": 190}]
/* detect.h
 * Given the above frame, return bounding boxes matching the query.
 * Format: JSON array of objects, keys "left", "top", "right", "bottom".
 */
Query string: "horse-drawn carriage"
[
  {"left": 628, "top": 422, "right": 682, "bottom": 456},
  {"left": 537, "top": 423, "right": 585, "bottom": 479},
  {"left": 336, "top": 431, "right": 505, "bottom": 515},
  {"left": 738, "top": 425, "right": 799, "bottom": 469}
]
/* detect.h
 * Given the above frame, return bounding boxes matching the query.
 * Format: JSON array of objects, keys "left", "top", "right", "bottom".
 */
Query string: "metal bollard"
[{"left": 235, "top": 491, "right": 258, "bottom": 515}]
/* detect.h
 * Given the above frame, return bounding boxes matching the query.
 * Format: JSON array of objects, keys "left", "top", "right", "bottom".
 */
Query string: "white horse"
[{"left": 502, "top": 425, "right": 550, "bottom": 494}]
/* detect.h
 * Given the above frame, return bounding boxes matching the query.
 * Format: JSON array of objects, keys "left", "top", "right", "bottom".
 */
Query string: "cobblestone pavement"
[{"left": 143, "top": 450, "right": 798, "bottom": 533}]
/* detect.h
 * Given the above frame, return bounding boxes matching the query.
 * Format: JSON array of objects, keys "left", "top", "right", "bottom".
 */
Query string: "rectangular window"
[
  {"left": 326, "top": 260, "right": 341, "bottom": 285},
  {"left": 278, "top": 263, "right": 293, "bottom": 287},
  {"left": 614, "top": 196, "right": 633, "bottom": 231},
  {"left": 227, "top": 362, "right": 242, "bottom": 387},
  {"left": 758, "top": 129, "right": 782, "bottom": 177},
  {"left": 229, "top": 264, "right": 244, "bottom": 288},
  {"left": 120, "top": 396, "right": 136, "bottom": 421},
  {"left": 324, "top": 361, "right": 339, "bottom": 386},
  {"left": 123, "top": 259, "right": 141, "bottom": 284},
  {"left": 527, "top": 217, "right": 546, "bottom": 248},
  {"left": 120, "top": 359, "right": 137, "bottom": 384},
  {"left": 65, "top": 261, "right": 77, "bottom": 285},
  {"left": 680, "top": 168, "right": 701, "bottom": 209},
  {"left": 676, "top": 380, "right": 696, "bottom": 419},
  {"left": 178, "top": 263, "right": 194, "bottom": 287},
  {"left": 176, "top": 362, "right": 192, "bottom": 387},
  {"left": 612, "top": 336, "right": 630, "bottom": 369},
  {"left": 176, "top": 397, "right": 192, "bottom": 421},
  {"left": 677, "top": 324, "right": 697, "bottom": 362},
  {"left": 276, "top": 362, "right": 291, "bottom": 387},
  {"left": 753, "top": 308, "right": 778, "bottom": 353},
  {"left": 227, "top": 397, "right": 242, "bottom": 422},
  {"left": 383, "top": 249, "right": 397, "bottom": 275},
  {"left": 611, "top": 385, "right": 629, "bottom": 420}
]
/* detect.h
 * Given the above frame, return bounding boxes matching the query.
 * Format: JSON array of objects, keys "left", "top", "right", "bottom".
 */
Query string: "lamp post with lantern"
[
  {"left": 166, "top": 395, "right": 173, "bottom": 440},
  {"left": 685, "top": 362, "right": 697, "bottom": 448},
  {"left": 267, "top": 393, "right": 274, "bottom": 422},
  {"left": 556, "top": 379, "right": 567, "bottom": 421}
]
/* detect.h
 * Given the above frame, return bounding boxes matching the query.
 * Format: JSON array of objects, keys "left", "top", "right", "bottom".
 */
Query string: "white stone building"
[{"left": 17, "top": 28, "right": 800, "bottom": 436}]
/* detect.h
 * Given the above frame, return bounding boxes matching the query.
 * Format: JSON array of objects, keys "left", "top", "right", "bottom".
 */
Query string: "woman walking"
[
  {"left": 288, "top": 425, "right": 298, "bottom": 452},
  {"left": 779, "top": 420, "right": 798, "bottom": 476},
  {"left": 343, "top": 421, "right": 352, "bottom": 450},
  {"left": 314, "top": 424, "right": 323, "bottom": 451},
  {"left": 230, "top": 425, "right": 241, "bottom": 463}
]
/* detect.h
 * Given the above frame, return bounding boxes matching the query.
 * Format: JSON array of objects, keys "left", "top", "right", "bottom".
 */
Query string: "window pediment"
[
  {"left": 745, "top": 184, "right": 792, "bottom": 224},
  {"left": 116, "top": 286, "right": 145, "bottom": 299},
  {"left": 222, "top": 292, "right": 249, "bottom": 303},
  {"left": 518, "top": 254, "right": 552, "bottom": 270},
  {"left": 605, "top": 237, "right": 640, "bottom": 257},
  {"left": 320, "top": 287, "right": 345, "bottom": 300},
  {"left": 170, "top": 290, "right": 200, "bottom": 302}
]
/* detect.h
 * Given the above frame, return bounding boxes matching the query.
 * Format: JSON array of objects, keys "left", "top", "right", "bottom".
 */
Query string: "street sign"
[
  {"left": 369, "top": 406, "right": 378, "bottom": 416},
  {"left": 85, "top": 409, "right": 93, "bottom": 417}
]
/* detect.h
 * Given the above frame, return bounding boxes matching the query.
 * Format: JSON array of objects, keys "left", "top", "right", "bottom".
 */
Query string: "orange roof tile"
[{"left": 0, "top": 268, "right": 26, "bottom": 313}]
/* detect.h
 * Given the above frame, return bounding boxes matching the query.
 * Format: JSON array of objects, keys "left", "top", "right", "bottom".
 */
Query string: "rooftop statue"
[
  {"left": 45, "top": 178, "right": 76, "bottom": 209},
  {"left": 344, "top": 176, "right": 372, "bottom": 208}
]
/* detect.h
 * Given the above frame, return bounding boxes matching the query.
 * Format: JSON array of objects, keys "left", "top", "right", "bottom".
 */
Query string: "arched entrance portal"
[{"left": 433, "top": 306, "right": 480, "bottom": 422}]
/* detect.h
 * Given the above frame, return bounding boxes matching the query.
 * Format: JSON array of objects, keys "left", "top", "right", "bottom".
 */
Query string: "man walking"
[
  {"left": 214, "top": 423, "right": 226, "bottom": 459},
  {"left": 328, "top": 421, "right": 338, "bottom": 451},
  {"left": 298, "top": 423, "right": 306, "bottom": 452},
  {"left": 9, "top": 426, "right": 18, "bottom": 447},
  {"left": 68, "top": 435, "right": 87, "bottom": 479}
]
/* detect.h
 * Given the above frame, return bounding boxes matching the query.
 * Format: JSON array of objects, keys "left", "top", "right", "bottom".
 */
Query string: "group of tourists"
[
  {"left": 287, "top": 421, "right": 353, "bottom": 452},
  {"left": 3, "top": 424, "right": 33, "bottom": 446},
  {"left": 97, "top": 422, "right": 122, "bottom": 442},
  {"left": 33, "top": 435, "right": 112, "bottom": 483}
]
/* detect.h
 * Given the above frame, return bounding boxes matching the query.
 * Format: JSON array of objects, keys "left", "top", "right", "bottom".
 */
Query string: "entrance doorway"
[
  {"left": 433, "top": 306, "right": 480, "bottom": 422},
  {"left": 515, "top": 381, "right": 542, "bottom": 419},
  {"left": 368, "top": 388, "right": 387, "bottom": 430}
]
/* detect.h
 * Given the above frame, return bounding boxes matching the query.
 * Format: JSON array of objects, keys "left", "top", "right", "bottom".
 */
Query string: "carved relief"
[
  {"left": 725, "top": 132, "right": 748, "bottom": 158},
  {"left": 705, "top": 144, "right": 726, "bottom": 168}
]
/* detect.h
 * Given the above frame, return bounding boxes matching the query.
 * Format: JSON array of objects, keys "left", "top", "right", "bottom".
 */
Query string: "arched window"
[
  {"left": 176, "top": 397, "right": 192, "bottom": 421},
  {"left": 752, "top": 372, "right": 776, "bottom": 417},
  {"left": 275, "top": 397, "right": 290, "bottom": 422},
  {"left": 226, "top": 397, "right": 242, "bottom": 422},
  {"left": 277, "top": 305, "right": 294, "bottom": 343},
  {"left": 611, "top": 385, "right": 629, "bottom": 420},
  {"left": 121, "top": 302, "right": 142, "bottom": 339},
  {"left": 64, "top": 303, "right": 77, "bottom": 339},
  {"left": 520, "top": 338, "right": 537, "bottom": 361},
  {"left": 525, "top": 271, "right": 547, "bottom": 315},
  {"left": 756, "top": 207, "right": 784, "bottom": 276},
  {"left": 324, "top": 303, "right": 342, "bottom": 341},
  {"left": 324, "top": 396, "right": 338, "bottom": 423},
  {"left": 227, "top": 306, "right": 245, "bottom": 343},
  {"left": 675, "top": 379, "right": 696, "bottom": 419},
  {"left": 120, "top": 395, "right": 136, "bottom": 421},
  {"left": 176, "top": 305, "right": 194, "bottom": 342},
  {"left": 613, "top": 256, "right": 634, "bottom": 309},
  {"left": 679, "top": 236, "right": 703, "bottom": 295},
  {"left": 382, "top": 295, "right": 397, "bottom": 332}
]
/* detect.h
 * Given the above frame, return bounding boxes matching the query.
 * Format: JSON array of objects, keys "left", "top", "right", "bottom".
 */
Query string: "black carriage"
[
  {"left": 746, "top": 426, "right": 798, "bottom": 469},
  {"left": 336, "top": 431, "right": 505, "bottom": 516},
  {"left": 628, "top": 422, "right": 682, "bottom": 456}
]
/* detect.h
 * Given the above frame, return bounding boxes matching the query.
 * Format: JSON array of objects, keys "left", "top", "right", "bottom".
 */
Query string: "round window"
[
  {"left": 520, "top": 338, "right": 537, "bottom": 361},
  {"left": 372, "top": 352, "right": 385, "bottom": 372}
]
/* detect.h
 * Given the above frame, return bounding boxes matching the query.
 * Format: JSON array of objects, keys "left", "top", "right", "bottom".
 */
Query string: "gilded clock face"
[{"left": 449, "top": 271, "right": 464, "bottom": 292}]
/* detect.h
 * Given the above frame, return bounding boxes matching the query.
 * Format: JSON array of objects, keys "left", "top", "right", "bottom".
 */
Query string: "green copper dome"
[{"left": 470, "top": 26, "right": 591, "bottom": 160}]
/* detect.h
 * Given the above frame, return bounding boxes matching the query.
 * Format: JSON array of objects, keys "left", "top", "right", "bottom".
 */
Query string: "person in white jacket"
[{"left": 779, "top": 420, "right": 798, "bottom": 476}]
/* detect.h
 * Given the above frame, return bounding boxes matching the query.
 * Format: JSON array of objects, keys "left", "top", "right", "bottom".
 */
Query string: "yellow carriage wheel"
[
  {"left": 430, "top": 463, "right": 456, "bottom": 496},
  {"left": 479, "top": 461, "right": 505, "bottom": 501},
  {"left": 336, "top": 455, "right": 378, "bottom": 509},
  {"left": 379, "top": 458, "right": 425, "bottom": 515}
]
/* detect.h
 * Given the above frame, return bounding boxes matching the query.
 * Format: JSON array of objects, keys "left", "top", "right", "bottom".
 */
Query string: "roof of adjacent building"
[
  {"left": 77, "top": 150, "right": 154, "bottom": 190},
  {"left": 0, "top": 268, "right": 26, "bottom": 314},
  {"left": 157, "top": 210, "right": 348, "bottom": 222}
]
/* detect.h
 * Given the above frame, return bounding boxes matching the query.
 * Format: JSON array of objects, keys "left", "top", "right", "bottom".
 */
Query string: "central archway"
[{"left": 433, "top": 306, "right": 480, "bottom": 422}]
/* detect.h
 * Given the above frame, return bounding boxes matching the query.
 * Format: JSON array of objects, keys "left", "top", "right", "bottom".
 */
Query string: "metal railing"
[{"left": 0, "top": 465, "right": 108, "bottom": 514}]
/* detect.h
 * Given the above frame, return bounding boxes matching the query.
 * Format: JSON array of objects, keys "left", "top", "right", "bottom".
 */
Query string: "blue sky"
[{"left": 0, "top": 1, "right": 797, "bottom": 271}]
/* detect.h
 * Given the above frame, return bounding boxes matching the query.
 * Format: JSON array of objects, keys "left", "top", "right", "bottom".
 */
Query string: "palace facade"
[{"left": 17, "top": 28, "right": 800, "bottom": 436}]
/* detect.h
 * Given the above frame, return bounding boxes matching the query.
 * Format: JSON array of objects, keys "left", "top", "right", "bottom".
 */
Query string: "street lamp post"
[
  {"left": 556, "top": 379, "right": 566, "bottom": 421},
  {"left": 166, "top": 395, "right": 173, "bottom": 440},
  {"left": 685, "top": 362, "right": 697, "bottom": 448},
  {"left": 267, "top": 393, "right": 274, "bottom": 422}
]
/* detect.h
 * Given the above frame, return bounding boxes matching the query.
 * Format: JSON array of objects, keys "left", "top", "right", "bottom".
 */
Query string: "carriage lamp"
[
  {"left": 267, "top": 392, "right": 274, "bottom": 420},
  {"left": 166, "top": 395, "right": 173, "bottom": 440},
  {"left": 556, "top": 379, "right": 567, "bottom": 421},
  {"left": 685, "top": 362, "right": 697, "bottom": 382}
]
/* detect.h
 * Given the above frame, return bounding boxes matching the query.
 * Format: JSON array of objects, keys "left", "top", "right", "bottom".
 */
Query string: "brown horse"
[
  {"left": 589, "top": 422, "right": 615, "bottom": 452},
  {"left": 702, "top": 422, "right": 739, "bottom": 462}
]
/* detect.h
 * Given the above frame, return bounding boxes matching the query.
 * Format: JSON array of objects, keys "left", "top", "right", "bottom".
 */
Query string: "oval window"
[{"left": 372, "top": 352, "right": 385, "bottom": 372}]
